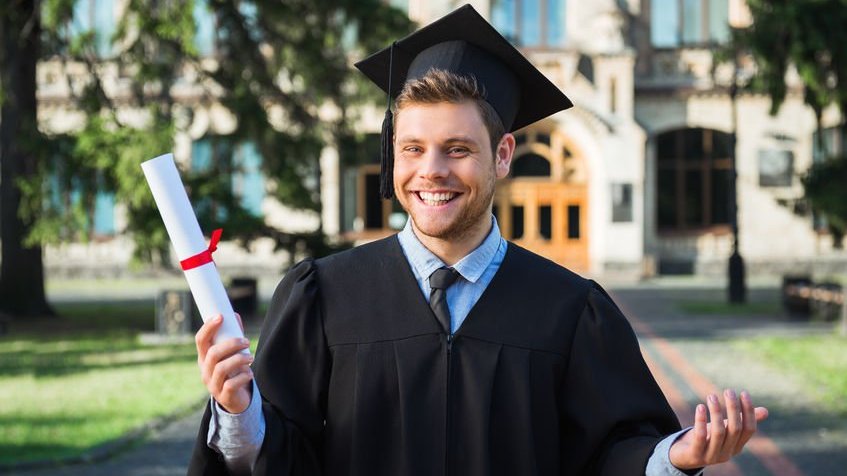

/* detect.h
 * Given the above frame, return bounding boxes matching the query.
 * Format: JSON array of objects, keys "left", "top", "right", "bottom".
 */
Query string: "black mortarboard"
[{"left": 355, "top": 3, "right": 573, "bottom": 199}]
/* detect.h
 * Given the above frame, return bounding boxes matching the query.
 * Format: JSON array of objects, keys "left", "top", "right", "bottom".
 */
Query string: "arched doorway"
[{"left": 495, "top": 128, "right": 589, "bottom": 272}]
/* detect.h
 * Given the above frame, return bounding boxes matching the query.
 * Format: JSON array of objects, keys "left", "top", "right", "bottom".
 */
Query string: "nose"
[{"left": 418, "top": 151, "right": 450, "bottom": 180}]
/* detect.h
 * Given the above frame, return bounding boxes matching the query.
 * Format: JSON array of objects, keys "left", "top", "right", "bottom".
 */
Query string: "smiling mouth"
[{"left": 416, "top": 191, "right": 459, "bottom": 206}]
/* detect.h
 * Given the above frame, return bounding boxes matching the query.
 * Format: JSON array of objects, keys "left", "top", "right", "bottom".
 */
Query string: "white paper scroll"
[{"left": 141, "top": 153, "right": 248, "bottom": 354}]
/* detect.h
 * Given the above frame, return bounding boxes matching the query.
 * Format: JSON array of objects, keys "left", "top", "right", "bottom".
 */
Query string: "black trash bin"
[
  {"left": 811, "top": 282, "right": 843, "bottom": 321},
  {"left": 156, "top": 290, "right": 199, "bottom": 335},
  {"left": 781, "top": 275, "right": 812, "bottom": 317}
]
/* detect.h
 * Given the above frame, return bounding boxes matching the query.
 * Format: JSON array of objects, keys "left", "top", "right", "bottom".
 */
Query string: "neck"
[{"left": 410, "top": 216, "right": 492, "bottom": 266}]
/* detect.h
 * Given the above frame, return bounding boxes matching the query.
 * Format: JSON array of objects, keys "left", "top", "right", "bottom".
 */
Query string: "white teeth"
[{"left": 418, "top": 191, "right": 456, "bottom": 205}]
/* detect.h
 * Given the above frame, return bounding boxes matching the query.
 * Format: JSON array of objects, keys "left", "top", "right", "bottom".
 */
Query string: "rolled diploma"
[{"left": 141, "top": 153, "right": 248, "bottom": 354}]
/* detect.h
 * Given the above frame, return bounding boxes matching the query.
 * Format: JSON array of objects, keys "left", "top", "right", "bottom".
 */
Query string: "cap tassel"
[
  {"left": 379, "top": 42, "right": 398, "bottom": 200},
  {"left": 380, "top": 108, "right": 395, "bottom": 199}
]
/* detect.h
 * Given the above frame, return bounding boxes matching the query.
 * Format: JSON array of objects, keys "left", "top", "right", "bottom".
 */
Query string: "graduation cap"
[{"left": 355, "top": 3, "right": 573, "bottom": 199}]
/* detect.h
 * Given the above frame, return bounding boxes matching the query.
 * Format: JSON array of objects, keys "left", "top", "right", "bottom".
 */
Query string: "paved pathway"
[
  {"left": 10, "top": 285, "right": 845, "bottom": 475},
  {"left": 611, "top": 286, "right": 845, "bottom": 476},
  {"left": 8, "top": 408, "right": 203, "bottom": 476}
]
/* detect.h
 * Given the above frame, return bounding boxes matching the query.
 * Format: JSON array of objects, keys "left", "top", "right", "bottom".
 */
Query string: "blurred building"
[
  {"left": 37, "top": 0, "right": 846, "bottom": 279},
  {"left": 339, "top": 0, "right": 845, "bottom": 279}
]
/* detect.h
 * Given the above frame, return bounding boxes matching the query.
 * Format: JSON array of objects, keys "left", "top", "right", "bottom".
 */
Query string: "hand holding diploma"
[
  {"left": 142, "top": 153, "right": 255, "bottom": 411},
  {"left": 196, "top": 313, "right": 254, "bottom": 413}
]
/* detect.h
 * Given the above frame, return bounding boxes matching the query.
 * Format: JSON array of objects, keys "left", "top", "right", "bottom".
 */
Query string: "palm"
[{"left": 670, "top": 390, "right": 769, "bottom": 470}]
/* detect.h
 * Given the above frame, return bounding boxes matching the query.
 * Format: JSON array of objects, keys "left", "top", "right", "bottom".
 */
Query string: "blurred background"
[{"left": 0, "top": 0, "right": 845, "bottom": 475}]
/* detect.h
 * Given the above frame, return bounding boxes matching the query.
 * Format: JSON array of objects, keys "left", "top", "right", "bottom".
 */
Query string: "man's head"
[
  {"left": 395, "top": 69, "right": 505, "bottom": 154},
  {"left": 355, "top": 4, "right": 572, "bottom": 201},
  {"left": 391, "top": 69, "right": 515, "bottom": 246}
]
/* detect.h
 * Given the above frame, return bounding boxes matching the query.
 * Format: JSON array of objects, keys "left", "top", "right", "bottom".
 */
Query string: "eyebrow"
[{"left": 395, "top": 135, "right": 480, "bottom": 145}]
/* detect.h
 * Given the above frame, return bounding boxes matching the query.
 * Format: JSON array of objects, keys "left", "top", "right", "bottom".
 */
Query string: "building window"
[
  {"left": 46, "top": 153, "right": 116, "bottom": 238},
  {"left": 192, "top": 137, "right": 266, "bottom": 218},
  {"left": 193, "top": 0, "right": 217, "bottom": 57},
  {"left": 656, "top": 128, "right": 731, "bottom": 230},
  {"left": 567, "top": 204, "right": 581, "bottom": 239},
  {"left": 71, "top": 0, "right": 116, "bottom": 57},
  {"left": 758, "top": 149, "right": 794, "bottom": 187},
  {"left": 651, "top": 0, "right": 729, "bottom": 47},
  {"left": 539, "top": 205, "right": 552, "bottom": 239},
  {"left": 511, "top": 206, "right": 525, "bottom": 239},
  {"left": 511, "top": 153, "right": 551, "bottom": 177},
  {"left": 813, "top": 126, "right": 846, "bottom": 162},
  {"left": 611, "top": 183, "right": 633, "bottom": 222},
  {"left": 491, "top": 0, "right": 568, "bottom": 48}
]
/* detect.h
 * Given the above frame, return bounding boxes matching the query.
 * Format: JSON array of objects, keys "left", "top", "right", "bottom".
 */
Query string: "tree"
[
  {"left": 0, "top": 0, "right": 53, "bottom": 317},
  {"left": 731, "top": 0, "right": 847, "bottom": 247},
  {"left": 0, "top": 0, "right": 412, "bottom": 318}
]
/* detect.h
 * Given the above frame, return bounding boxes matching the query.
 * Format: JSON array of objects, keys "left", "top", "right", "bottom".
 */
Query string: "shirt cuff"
[
  {"left": 645, "top": 428, "right": 705, "bottom": 476},
  {"left": 206, "top": 379, "right": 265, "bottom": 475}
]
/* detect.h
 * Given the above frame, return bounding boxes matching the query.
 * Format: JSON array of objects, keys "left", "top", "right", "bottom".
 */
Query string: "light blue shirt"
[
  {"left": 396, "top": 217, "right": 506, "bottom": 334},
  {"left": 210, "top": 215, "right": 701, "bottom": 476}
]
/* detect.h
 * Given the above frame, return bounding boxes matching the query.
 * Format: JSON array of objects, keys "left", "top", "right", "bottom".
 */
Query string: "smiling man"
[{"left": 189, "top": 5, "right": 767, "bottom": 476}]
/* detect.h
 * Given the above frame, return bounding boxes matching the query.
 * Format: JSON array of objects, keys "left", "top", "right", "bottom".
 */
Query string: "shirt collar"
[{"left": 397, "top": 216, "right": 503, "bottom": 284}]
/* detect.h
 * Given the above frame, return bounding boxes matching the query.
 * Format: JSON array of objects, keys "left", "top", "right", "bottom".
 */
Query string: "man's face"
[{"left": 393, "top": 101, "right": 512, "bottom": 243}]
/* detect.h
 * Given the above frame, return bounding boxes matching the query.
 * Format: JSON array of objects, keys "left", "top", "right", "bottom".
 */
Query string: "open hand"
[
  {"left": 670, "top": 389, "right": 769, "bottom": 470},
  {"left": 195, "top": 313, "right": 254, "bottom": 414}
]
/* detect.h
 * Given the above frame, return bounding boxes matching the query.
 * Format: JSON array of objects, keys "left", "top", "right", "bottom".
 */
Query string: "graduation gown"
[{"left": 188, "top": 236, "right": 680, "bottom": 476}]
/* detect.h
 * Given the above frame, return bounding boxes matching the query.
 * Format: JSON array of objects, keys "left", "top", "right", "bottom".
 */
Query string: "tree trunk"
[{"left": 0, "top": 0, "right": 54, "bottom": 318}]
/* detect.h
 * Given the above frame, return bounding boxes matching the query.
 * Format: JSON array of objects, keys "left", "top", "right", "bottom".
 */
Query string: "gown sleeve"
[
  {"left": 188, "top": 259, "right": 330, "bottom": 476},
  {"left": 559, "top": 281, "right": 681, "bottom": 476}
]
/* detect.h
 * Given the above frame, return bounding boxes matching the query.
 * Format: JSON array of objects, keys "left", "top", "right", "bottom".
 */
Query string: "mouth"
[{"left": 415, "top": 191, "right": 460, "bottom": 206}]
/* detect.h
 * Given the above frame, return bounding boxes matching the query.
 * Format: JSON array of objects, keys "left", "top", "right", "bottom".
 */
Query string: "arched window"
[
  {"left": 656, "top": 128, "right": 731, "bottom": 230},
  {"left": 511, "top": 153, "right": 551, "bottom": 177}
]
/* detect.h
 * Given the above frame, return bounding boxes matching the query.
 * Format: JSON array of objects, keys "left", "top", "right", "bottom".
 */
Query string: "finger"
[
  {"left": 195, "top": 315, "right": 223, "bottom": 363},
  {"left": 200, "top": 337, "right": 251, "bottom": 386},
  {"left": 209, "top": 352, "right": 255, "bottom": 396},
  {"left": 733, "top": 390, "right": 758, "bottom": 451},
  {"left": 705, "top": 393, "right": 726, "bottom": 463},
  {"left": 722, "top": 389, "right": 742, "bottom": 458},
  {"left": 754, "top": 407, "right": 769, "bottom": 421},
  {"left": 234, "top": 312, "right": 245, "bottom": 333},
  {"left": 218, "top": 368, "right": 255, "bottom": 413},
  {"left": 221, "top": 367, "right": 254, "bottom": 399},
  {"left": 690, "top": 403, "right": 708, "bottom": 458}
]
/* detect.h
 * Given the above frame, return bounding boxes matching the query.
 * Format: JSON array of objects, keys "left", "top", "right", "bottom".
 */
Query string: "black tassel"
[
  {"left": 380, "top": 108, "right": 395, "bottom": 199},
  {"left": 379, "top": 41, "right": 398, "bottom": 200}
]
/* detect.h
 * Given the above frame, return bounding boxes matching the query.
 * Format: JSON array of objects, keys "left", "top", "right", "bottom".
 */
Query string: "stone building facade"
[{"left": 31, "top": 0, "right": 846, "bottom": 279}]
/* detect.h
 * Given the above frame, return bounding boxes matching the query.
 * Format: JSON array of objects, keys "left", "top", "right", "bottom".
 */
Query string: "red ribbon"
[{"left": 180, "top": 228, "right": 223, "bottom": 271}]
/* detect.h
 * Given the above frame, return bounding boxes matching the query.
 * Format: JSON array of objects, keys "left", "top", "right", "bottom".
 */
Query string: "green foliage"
[
  {"left": 729, "top": 1, "right": 847, "bottom": 242},
  {"left": 15, "top": 0, "right": 413, "bottom": 265},
  {"left": 733, "top": 0, "right": 847, "bottom": 116},
  {"left": 676, "top": 300, "right": 781, "bottom": 315},
  {"left": 802, "top": 155, "right": 847, "bottom": 246}
]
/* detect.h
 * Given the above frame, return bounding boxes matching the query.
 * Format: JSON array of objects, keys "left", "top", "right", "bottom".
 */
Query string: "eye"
[
  {"left": 447, "top": 146, "right": 470, "bottom": 157},
  {"left": 401, "top": 145, "right": 423, "bottom": 155}
]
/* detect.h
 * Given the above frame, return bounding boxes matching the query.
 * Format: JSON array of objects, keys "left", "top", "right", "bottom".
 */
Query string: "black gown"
[{"left": 188, "top": 236, "right": 680, "bottom": 476}]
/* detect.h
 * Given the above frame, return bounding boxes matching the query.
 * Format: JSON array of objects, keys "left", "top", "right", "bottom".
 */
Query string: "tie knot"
[{"left": 429, "top": 267, "right": 460, "bottom": 290}]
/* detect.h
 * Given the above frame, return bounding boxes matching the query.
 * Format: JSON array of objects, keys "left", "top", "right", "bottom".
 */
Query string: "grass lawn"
[
  {"left": 737, "top": 334, "right": 847, "bottom": 415},
  {"left": 0, "top": 300, "right": 207, "bottom": 466},
  {"left": 677, "top": 300, "right": 783, "bottom": 316}
]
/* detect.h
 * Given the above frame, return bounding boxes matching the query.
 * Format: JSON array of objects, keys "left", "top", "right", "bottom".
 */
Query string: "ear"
[{"left": 495, "top": 133, "right": 515, "bottom": 179}]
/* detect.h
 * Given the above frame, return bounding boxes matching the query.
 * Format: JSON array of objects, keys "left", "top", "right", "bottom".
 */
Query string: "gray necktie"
[{"left": 429, "top": 267, "right": 460, "bottom": 334}]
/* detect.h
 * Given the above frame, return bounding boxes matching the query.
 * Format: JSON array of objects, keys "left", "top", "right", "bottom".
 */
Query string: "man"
[{"left": 189, "top": 5, "right": 767, "bottom": 475}]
